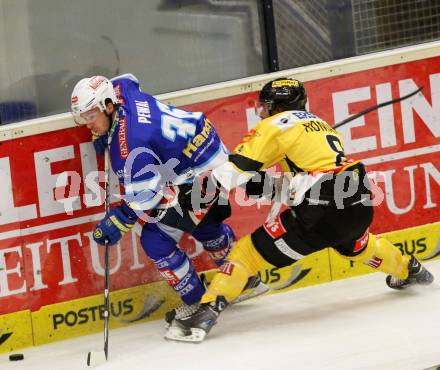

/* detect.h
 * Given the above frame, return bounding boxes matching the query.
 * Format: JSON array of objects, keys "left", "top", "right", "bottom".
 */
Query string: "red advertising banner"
[
  {"left": 0, "top": 55, "right": 439, "bottom": 316},
  {"left": 186, "top": 55, "right": 440, "bottom": 235}
]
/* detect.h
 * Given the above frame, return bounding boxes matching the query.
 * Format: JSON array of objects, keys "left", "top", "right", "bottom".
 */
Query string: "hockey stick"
[
  {"left": 333, "top": 86, "right": 423, "bottom": 129},
  {"left": 87, "top": 146, "right": 111, "bottom": 367}
]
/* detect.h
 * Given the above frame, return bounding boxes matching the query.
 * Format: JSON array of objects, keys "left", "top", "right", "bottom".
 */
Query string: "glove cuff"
[{"left": 119, "top": 202, "right": 139, "bottom": 222}]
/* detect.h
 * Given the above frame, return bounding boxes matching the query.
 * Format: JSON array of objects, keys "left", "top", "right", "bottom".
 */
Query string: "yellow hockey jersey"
[
  {"left": 233, "top": 110, "right": 346, "bottom": 174},
  {"left": 212, "top": 110, "right": 352, "bottom": 193}
]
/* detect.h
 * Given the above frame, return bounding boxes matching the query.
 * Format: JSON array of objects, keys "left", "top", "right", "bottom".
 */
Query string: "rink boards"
[
  {"left": 1, "top": 221, "right": 439, "bottom": 351},
  {"left": 0, "top": 40, "right": 439, "bottom": 352}
]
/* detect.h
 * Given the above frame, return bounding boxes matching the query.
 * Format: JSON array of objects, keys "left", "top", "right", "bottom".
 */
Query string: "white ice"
[{"left": 2, "top": 261, "right": 440, "bottom": 370}]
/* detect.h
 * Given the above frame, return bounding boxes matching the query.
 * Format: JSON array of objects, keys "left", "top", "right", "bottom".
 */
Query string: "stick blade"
[{"left": 87, "top": 350, "right": 107, "bottom": 367}]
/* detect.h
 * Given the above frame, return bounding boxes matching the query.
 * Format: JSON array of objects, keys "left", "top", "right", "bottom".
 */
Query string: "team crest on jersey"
[{"left": 118, "top": 116, "right": 129, "bottom": 159}]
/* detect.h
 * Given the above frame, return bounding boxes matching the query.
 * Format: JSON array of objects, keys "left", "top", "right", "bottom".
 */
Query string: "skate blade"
[{"left": 164, "top": 325, "right": 207, "bottom": 343}]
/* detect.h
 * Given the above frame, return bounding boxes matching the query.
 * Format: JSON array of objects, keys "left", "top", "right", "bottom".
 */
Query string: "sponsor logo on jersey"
[
  {"left": 182, "top": 119, "right": 213, "bottom": 158},
  {"left": 274, "top": 238, "right": 305, "bottom": 261},
  {"left": 135, "top": 100, "right": 151, "bottom": 124},
  {"left": 365, "top": 256, "right": 383, "bottom": 269},
  {"left": 292, "top": 111, "right": 316, "bottom": 120},
  {"left": 159, "top": 269, "right": 179, "bottom": 285},
  {"left": 263, "top": 215, "right": 286, "bottom": 239},
  {"left": 174, "top": 274, "right": 192, "bottom": 290},
  {"left": 118, "top": 116, "right": 129, "bottom": 159},
  {"left": 219, "top": 261, "right": 234, "bottom": 275},
  {"left": 180, "top": 283, "right": 195, "bottom": 296},
  {"left": 353, "top": 227, "right": 369, "bottom": 253}
]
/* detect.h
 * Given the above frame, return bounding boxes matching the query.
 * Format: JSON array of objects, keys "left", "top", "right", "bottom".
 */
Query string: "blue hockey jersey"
[{"left": 108, "top": 74, "right": 228, "bottom": 211}]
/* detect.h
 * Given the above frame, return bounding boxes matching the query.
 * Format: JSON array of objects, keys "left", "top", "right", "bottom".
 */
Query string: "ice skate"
[
  {"left": 386, "top": 256, "right": 434, "bottom": 290},
  {"left": 165, "top": 302, "right": 200, "bottom": 329},
  {"left": 164, "top": 296, "right": 227, "bottom": 343}
]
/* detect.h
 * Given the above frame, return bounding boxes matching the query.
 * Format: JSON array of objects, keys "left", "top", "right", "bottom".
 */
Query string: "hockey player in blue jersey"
[{"left": 70, "top": 74, "right": 266, "bottom": 333}]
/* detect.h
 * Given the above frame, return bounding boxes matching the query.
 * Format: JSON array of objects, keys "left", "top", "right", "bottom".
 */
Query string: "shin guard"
[
  {"left": 153, "top": 249, "right": 205, "bottom": 305},
  {"left": 201, "top": 234, "right": 270, "bottom": 304},
  {"left": 346, "top": 233, "right": 410, "bottom": 280},
  {"left": 193, "top": 223, "right": 235, "bottom": 265}
]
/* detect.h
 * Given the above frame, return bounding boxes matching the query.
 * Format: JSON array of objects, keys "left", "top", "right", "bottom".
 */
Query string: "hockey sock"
[
  {"left": 344, "top": 233, "right": 410, "bottom": 280},
  {"left": 201, "top": 234, "right": 270, "bottom": 304},
  {"left": 154, "top": 249, "right": 205, "bottom": 305}
]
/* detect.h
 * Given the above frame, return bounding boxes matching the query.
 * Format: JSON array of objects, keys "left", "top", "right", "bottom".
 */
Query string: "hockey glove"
[
  {"left": 245, "top": 171, "right": 276, "bottom": 200},
  {"left": 178, "top": 173, "right": 220, "bottom": 211},
  {"left": 177, "top": 183, "right": 193, "bottom": 210},
  {"left": 93, "top": 203, "right": 137, "bottom": 246},
  {"left": 92, "top": 133, "right": 108, "bottom": 155}
]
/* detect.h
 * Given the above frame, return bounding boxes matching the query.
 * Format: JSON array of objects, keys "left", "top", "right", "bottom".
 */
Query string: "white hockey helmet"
[{"left": 71, "top": 76, "right": 117, "bottom": 125}]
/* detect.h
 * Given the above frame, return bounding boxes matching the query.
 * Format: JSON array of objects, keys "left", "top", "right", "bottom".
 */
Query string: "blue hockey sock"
[{"left": 153, "top": 248, "right": 205, "bottom": 305}]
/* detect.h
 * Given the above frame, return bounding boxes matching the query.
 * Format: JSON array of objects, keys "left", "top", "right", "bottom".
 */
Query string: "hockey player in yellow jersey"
[{"left": 164, "top": 77, "right": 434, "bottom": 343}]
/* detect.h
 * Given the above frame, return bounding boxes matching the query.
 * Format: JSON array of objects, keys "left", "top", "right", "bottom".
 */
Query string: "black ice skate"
[
  {"left": 386, "top": 256, "right": 434, "bottom": 290},
  {"left": 164, "top": 273, "right": 210, "bottom": 328},
  {"left": 164, "top": 296, "right": 228, "bottom": 343},
  {"left": 165, "top": 302, "right": 200, "bottom": 329}
]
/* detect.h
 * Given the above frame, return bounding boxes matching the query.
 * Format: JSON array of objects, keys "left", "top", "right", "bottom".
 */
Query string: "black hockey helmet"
[{"left": 258, "top": 78, "right": 307, "bottom": 116}]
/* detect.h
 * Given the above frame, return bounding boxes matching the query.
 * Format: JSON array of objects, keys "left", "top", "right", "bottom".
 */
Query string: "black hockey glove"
[
  {"left": 245, "top": 171, "right": 276, "bottom": 200},
  {"left": 178, "top": 173, "right": 220, "bottom": 211}
]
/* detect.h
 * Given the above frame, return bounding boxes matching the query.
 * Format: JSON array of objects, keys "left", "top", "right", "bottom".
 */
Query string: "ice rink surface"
[{"left": 1, "top": 261, "right": 440, "bottom": 370}]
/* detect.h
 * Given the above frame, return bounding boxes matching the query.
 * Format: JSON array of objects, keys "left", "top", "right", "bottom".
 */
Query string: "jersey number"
[
  {"left": 326, "top": 135, "right": 345, "bottom": 166},
  {"left": 158, "top": 101, "right": 199, "bottom": 142}
]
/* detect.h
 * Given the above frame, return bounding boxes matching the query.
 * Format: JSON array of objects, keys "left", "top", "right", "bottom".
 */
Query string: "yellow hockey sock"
[
  {"left": 201, "top": 234, "right": 270, "bottom": 304},
  {"left": 344, "top": 233, "right": 410, "bottom": 280}
]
